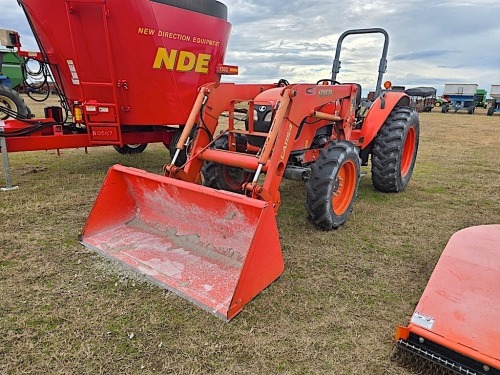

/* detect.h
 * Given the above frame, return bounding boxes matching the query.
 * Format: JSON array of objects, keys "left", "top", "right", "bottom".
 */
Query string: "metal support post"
[{"left": 0, "top": 125, "right": 19, "bottom": 191}]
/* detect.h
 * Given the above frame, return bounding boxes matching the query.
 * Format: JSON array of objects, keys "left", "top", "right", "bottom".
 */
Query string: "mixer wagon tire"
[
  {"left": 113, "top": 143, "right": 148, "bottom": 154},
  {"left": 305, "top": 141, "right": 361, "bottom": 230},
  {"left": 487, "top": 107, "right": 495, "bottom": 116},
  {"left": 371, "top": 106, "right": 419, "bottom": 193},
  {"left": 168, "top": 131, "right": 188, "bottom": 166},
  {"left": 0, "top": 85, "right": 29, "bottom": 120}
]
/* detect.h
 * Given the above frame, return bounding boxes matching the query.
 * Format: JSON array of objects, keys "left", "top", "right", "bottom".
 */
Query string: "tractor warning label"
[
  {"left": 67, "top": 60, "right": 80, "bottom": 85},
  {"left": 411, "top": 311, "right": 435, "bottom": 330}
]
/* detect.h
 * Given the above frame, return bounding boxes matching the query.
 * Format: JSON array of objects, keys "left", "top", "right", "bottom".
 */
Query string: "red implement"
[
  {"left": 395, "top": 225, "right": 500, "bottom": 373},
  {"left": 80, "top": 165, "right": 284, "bottom": 321}
]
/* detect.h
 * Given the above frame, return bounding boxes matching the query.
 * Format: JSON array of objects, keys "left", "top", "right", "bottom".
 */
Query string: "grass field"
[{"left": 1, "top": 96, "right": 499, "bottom": 374}]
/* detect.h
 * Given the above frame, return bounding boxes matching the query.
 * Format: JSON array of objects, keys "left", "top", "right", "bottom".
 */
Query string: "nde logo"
[{"left": 153, "top": 48, "right": 211, "bottom": 74}]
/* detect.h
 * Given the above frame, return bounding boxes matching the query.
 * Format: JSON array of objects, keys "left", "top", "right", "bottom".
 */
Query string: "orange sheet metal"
[
  {"left": 399, "top": 225, "right": 500, "bottom": 370},
  {"left": 80, "top": 164, "right": 284, "bottom": 321}
]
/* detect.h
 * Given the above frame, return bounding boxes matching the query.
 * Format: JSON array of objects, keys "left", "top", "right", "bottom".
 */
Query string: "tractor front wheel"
[
  {"left": 0, "top": 85, "right": 29, "bottom": 120},
  {"left": 113, "top": 143, "right": 148, "bottom": 154},
  {"left": 434, "top": 101, "right": 441, "bottom": 107},
  {"left": 371, "top": 106, "right": 419, "bottom": 193},
  {"left": 305, "top": 141, "right": 361, "bottom": 230},
  {"left": 201, "top": 133, "right": 250, "bottom": 193},
  {"left": 487, "top": 106, "right": 495, "bottom": 116}
]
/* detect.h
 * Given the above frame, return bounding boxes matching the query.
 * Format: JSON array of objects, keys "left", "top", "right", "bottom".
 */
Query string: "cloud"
[
  {"left": 2, "top": 0, "right": 500, "bottom": 95},
  {"left": 393, "top": 50, "right": 456, "bottom": 61}
]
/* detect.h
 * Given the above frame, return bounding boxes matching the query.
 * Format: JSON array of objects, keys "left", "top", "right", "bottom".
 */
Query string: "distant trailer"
[
  {"left": 487, "top": 85, "right": 500, "bottom": 116},
  {"left": 404, "top": 86, "right": 436, "bottom": 112},
  {"left": 441, "top": 83, "right": 478, "bottom": 115}
]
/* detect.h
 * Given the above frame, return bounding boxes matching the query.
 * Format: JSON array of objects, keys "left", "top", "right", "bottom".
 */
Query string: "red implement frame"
[
  {"left": 395, "top": 225, "right": 500, "bottom": 373},
  {"left": 4, "top": 0, "right": 232, "bottom": 153}
]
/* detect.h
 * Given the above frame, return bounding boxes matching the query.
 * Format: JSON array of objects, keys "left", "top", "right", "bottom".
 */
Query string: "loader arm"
[{"left": 169, "top": 82, "right": 356, "bottom": 211}]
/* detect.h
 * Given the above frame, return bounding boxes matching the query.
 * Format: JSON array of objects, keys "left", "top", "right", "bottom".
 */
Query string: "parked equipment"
[
  {"left": 404, "top": 87, "right": 436, "bottom": 112},
  {"left": 395, "top": 225, "right": 500, "bottom": 374},
  {"left": 440, "top": 84, "right": 478, "bottom": 115},
  {"left": 434, "top": 96, "right": 451, "bottom": 108},
  {"left": 475, "top": 89, "right": 488, "bottom": 108},
  {"left": 0, "top": 29, "right": 29, "bottom": 121},
  {"left": 1, "top": 0, "right": 236, "bottom": 154},
  {"left": 81, "top": 28, "right": 420, "bottom": 320},
  {"left": 487, "top": 85, "right": 500, "bottom": 116}
]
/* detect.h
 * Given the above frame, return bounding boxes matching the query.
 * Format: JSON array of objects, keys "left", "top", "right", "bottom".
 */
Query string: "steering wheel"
[{"left": 316, "top": 79, "right": 342, "bottom": 85}]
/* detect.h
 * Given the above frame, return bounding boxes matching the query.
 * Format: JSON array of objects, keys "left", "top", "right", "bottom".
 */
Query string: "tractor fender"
[{"left": 359, "top": 91, "right": 410, "bottom": 149}]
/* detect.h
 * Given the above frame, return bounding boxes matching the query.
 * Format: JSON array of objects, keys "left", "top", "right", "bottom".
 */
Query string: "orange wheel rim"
[
  {"left": 401, "top": 126, "right": 416, "bottom": 177},
  {"left": 332, "top": 160, "right": 357, "bottom": 215}
]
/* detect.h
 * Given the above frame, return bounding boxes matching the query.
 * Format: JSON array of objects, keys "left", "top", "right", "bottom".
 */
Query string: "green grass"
[{"left": 1, "top": 103, "right": 500, "bottom": 374}]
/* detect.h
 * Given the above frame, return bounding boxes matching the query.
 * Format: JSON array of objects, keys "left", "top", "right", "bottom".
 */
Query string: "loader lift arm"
[{"left": 166, "top": 82, "right": 358, "bottom": 212}]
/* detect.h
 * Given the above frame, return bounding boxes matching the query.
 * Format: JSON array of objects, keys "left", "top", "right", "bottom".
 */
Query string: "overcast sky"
[{"left": 2, "top": 0, "right": 499, "bottom": 96}]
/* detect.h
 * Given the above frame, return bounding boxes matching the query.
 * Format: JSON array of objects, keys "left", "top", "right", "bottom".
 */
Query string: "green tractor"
[{"left": 475, "top": 89, "right": 488, "bottom": 108}]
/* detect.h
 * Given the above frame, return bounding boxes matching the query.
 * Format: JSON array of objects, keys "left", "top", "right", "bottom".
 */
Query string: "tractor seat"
[{"left": 353, "top": 83, "right": 362, "bottom": 114}]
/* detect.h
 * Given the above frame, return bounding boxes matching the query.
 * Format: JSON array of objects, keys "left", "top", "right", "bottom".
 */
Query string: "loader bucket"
[{"left": 80, "top": 164, "right": 284, "bottom": 321}]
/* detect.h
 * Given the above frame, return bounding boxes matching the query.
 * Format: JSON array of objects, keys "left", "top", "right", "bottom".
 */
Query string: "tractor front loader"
[{"left": 81, "top": 28, "right": 420, "bottom": 320}]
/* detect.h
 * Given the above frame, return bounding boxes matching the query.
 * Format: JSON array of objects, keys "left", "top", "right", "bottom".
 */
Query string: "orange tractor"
[{"left": 81, "top": 28, "right": 420, "bottom": 320}]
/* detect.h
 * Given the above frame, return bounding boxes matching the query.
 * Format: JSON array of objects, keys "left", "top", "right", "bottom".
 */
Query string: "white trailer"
[
  {"left": 442, "top": 84, "right": 478, "bottom": 96},
  {"left": 487, "top": 85, "right": 500, "bottom": 116},
  {"left": 441, "top": 84, "right": 478, "bottom": 114}
]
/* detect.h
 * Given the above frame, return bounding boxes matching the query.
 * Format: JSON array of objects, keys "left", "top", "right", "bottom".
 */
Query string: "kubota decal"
[
  {"left": 318, "top": 89, "right": 333, "bottom": 97},
  {"left": 281, "top": 123, "right": 293, "bottom": 160},
  {"left": 153, "top": 48, "right": 211, "bottom": 74}
]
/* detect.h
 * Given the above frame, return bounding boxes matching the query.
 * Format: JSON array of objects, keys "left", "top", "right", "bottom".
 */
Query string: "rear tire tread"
[{"left": 371, "top": 106, "right": 419, "bottom": 193}]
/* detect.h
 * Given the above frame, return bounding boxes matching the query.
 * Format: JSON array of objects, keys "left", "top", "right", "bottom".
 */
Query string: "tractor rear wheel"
[
  {"left": 0, "top": 85, "right": 29, "bottom": 120},
  {"left": 371, "top": 106, "right": 419, "bottom": 193},
  {"left": 305, "top": 141, "right": 361, "bottom": 230},
  {"left": 113, "top": 143, "right": 148, "bottom": 154}
]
